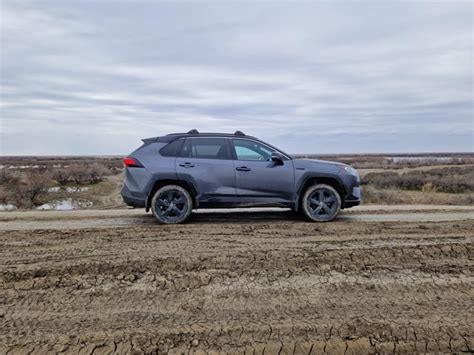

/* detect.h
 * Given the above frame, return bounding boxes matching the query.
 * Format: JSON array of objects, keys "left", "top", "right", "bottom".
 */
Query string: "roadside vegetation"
[
  {"left": 0, "top": 157, "right": 121, "bottom": 208},
  {"left": 362, "top": 166, "right": 474, "bottom": 193},
  {"left": 360, "top": 165, "right": 474, "bottom": 205},
  {"left": 294, "top": 153, "right": 474, "bottom": 169},
  {"left": 1, "top": 154, "right": 473, "bottom": 209}
]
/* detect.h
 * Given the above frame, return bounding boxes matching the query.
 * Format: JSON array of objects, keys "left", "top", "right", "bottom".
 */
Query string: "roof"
[
  {"left": 143, "top": 130, "right": 257, "bottom": 144},
  {"left": 142, "top": 129, "right": 293, "bottom": 159}
]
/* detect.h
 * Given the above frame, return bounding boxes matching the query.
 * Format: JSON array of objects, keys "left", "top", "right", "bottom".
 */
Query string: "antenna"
[
  {"left": 187, "top": 129, "right": 199, "bottom": 134},
  {"left": 234, "top": 130, "right": 245, "bottom": 136}
]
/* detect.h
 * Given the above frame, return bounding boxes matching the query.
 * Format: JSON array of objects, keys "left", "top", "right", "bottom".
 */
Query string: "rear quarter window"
[{"left": 159, "top": 139, "right": 184, "bottom": 157}]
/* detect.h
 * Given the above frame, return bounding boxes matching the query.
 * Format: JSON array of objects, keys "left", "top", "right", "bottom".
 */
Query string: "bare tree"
[
  {"left": 13, "top": 170, "right": 52, "bottom": 208},
  {"left": 53, "top": 164, "right": 111, "bottom": 185}
]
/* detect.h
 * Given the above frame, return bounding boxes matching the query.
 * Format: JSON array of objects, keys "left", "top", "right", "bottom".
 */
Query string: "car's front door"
[
  {"left": 176, "top": 137, "right": 236, "bottom": 203},
  {"left": 231, "top": 138, "right": 295, "bottom": 202}
]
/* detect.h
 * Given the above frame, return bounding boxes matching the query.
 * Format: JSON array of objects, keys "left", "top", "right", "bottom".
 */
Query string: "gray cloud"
[{"left": 1, "top": 0, "right": 473, "bottom": 155}]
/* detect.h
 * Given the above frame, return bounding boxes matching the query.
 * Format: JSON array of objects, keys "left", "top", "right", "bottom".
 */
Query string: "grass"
[
  {"left": 362, "top": 166, "right": 474, "bottom": 193},
  {"left": 362, "top": 185, "right": 474, "bottom": 205}
]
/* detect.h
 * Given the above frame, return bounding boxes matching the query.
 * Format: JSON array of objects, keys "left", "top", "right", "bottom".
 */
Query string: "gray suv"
[{"left": 121, "top": 130, "right": 361, "bottom": 224}]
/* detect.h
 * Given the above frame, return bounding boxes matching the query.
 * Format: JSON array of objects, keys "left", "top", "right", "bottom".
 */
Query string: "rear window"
[{"left": 159, "top": 139, "right": 184, "bottom": 157}]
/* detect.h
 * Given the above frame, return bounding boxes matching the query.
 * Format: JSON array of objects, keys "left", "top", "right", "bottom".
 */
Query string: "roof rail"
[
  {"left": 187, "top": 129, "right": 199, "bottom": 134},
  {"left": 234, "top": 130, "right": 245, "bottom": 136}
]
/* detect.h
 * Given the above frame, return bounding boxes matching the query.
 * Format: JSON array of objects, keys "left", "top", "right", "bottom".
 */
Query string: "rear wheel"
[
  {"left": 301, "top": 183, "right": 341, "bottom": 222},
  {"left": 151, "top": 185, "right": 193, "bottom": 224}
]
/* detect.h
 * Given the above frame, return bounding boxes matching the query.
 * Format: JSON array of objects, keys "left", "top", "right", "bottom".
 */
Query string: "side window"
[
  {"left": 233, "top": 139, "right": 274, "bottom": 161},
  {"left": 180, "top": 138, "right": 229, "bottom": 160},
  {"left": 159, "top": 139, "right": 184, "bottom": 157}
]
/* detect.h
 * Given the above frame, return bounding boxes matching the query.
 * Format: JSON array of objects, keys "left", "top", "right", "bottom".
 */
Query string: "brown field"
[
  {"left": 1, "top": 153, "right": 473, "bottom": 210},
  {"left": 0, "top": 207, "right": 473, "bottom": 353},
  {"left": 0, "top": 154, "right": 473, "bottom": 354}
]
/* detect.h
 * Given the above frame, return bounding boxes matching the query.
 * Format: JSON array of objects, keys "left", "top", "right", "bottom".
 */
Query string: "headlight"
[{"left": 344, "top": 166, "right": 359, "bottom": 176}]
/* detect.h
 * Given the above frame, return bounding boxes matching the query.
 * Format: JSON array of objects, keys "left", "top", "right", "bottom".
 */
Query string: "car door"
[
  {"left": 176, "top": 137, "right": 236, "bottom": 202},
  {"left": 231, "top": 138, "right": 295, "bottom": 202}
]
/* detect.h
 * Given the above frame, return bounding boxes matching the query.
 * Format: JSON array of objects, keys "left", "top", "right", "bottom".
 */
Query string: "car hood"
[{"left": 292, "top": 158, "right": 346, "bottom": 173}]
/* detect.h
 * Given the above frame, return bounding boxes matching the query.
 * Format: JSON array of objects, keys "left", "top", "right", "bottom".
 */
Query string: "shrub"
[
  {"left": 87, "top": 163, "right": 111, "bottom": 184},
  {"left": 52, "top": 168, "right": 70, "bottom": 185},
  {"left": 10, "top": 170, "right": 52, "bottom": 208},
  {"left": 0, "top": 169, "right": 20, "bottom": 185},
  {"left": 0, "top": 186, "right": 9, "bottom": 204},
  {"left": 362, "top": 166, "right": 474, "bottom": 193},
  {"left": 52, "top": 164, "right": 112, "bottom": 185},
  {"left": 361, "top": 184, "right": 405, "bottom": 204}
]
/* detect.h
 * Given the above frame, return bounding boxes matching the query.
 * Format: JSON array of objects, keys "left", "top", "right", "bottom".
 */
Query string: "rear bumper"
[{"left": 121, "top": 184, "right": 146, "bottom": 208}]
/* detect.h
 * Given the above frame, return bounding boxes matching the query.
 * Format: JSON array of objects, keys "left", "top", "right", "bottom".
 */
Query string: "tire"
[
  {"left": 301, "top": 183, "right": 341, "bottom": 222},
  {"left": 151, "top": 185, "right": 193, "bottom": 224}
]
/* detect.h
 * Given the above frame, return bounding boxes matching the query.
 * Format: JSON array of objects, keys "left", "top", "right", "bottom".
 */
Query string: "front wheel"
[
  {"left": 301, "top": 184, "right": 341, "bottom": 222},
  {"left": 151, "top": 185, "right": 193, "bottom": 224}
]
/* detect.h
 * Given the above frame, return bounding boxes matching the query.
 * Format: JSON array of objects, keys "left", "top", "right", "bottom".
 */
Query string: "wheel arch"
[
  {"left": 295, "top": 174, "right": 346, "bottom": 211},
  {"left": 146, "top": 177, "right": 198, "bottom": 212}
]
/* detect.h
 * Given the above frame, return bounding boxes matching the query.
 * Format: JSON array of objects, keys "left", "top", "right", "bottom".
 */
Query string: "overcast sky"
[{"left": 1, "top": 1, "right": 473, "bottom": 155}]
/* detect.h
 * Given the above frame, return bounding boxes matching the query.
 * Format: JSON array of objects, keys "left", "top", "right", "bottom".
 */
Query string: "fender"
[
  {"left": 145, "top": 173, "right": 200, "bottom": 211},
  {"left": 294, "top": 172, "right": 347, "bottom": 211},
  {"left": 174, "top": 172, "right": 200, "bottom": 201}
]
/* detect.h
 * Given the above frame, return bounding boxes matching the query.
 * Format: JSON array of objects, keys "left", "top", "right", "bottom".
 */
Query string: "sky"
[{"left": 1, "top": 0, "right": 473, "bottom": 155}]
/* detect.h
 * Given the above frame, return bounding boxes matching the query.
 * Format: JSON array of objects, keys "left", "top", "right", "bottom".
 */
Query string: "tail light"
[{"left": 122, "top": 157, "right": 143, "bottom": 168}]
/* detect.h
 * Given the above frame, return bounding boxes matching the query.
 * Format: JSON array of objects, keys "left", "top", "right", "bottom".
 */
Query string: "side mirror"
[{"left": 271, "top": 152, "right": 284, "bottom": 165}]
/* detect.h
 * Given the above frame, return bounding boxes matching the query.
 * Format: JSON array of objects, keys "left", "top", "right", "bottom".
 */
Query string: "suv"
[{"left": 121, "top": 130, "right": 361, "bottom": 224}]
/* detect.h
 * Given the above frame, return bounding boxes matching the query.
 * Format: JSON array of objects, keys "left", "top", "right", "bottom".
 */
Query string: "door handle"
[
  {"left": 179, "top": 162, "right": 194, "bottom": 168},
  {"left": 236, "top": 166, "right": 251, "bottom": 172}
]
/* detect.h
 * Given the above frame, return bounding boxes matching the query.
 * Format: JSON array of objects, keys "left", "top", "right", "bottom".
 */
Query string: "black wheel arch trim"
[
  {"left": 294, "top": 173, "right": 347, "bottom": 211},
  {"left": 145, "top": 173, "right": 200, "bottom": 211}
]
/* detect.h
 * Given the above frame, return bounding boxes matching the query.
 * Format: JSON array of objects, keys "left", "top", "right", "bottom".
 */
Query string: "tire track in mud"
[
  {"left": 1, "top": 206, "right": 473, "bottom": 231},
  {"left": 0, "top": 220, "right": 473, "bottom": 353}
]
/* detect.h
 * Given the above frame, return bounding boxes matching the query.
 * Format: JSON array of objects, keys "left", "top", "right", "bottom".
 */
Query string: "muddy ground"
[{"left": 0, "top": 207, "right": 473, "bottom": 354}]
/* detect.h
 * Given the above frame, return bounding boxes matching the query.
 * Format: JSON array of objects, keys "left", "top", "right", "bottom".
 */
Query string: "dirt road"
[
  {"left": 0, "top": 205, "right": 473, "bottom": 231},
  {"left": 0, "top": 206, "right": 473, "bottom": 353}
]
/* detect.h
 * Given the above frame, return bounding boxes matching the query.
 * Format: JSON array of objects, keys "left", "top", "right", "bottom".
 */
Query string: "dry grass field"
[
  {"left": 0, "top": 154, "right": 473, "bottom": 354},
  {"left": 1, "top": 153, "right": 473, "bottom": 210}
]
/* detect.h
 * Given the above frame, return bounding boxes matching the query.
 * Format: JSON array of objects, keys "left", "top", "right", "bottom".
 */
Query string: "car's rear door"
[
  {"left": 230, "top": 138, "right": 295, "bottom": 202},
  {"left": 176, "top": 137, "right": 236, "bottom": 202}
]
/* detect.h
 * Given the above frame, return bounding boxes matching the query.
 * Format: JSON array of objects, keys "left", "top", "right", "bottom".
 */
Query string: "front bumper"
[
  {"left": 343, "top": 186, "right": 361, "bottom": 209},
  {"left": 344, "top": 199, "right": 361, "bottom": 208}
]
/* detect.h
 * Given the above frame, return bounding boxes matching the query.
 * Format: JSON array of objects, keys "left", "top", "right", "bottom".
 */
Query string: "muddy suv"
[{"left": 121, "top": 130, "right": 361, "bottom": 224}]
